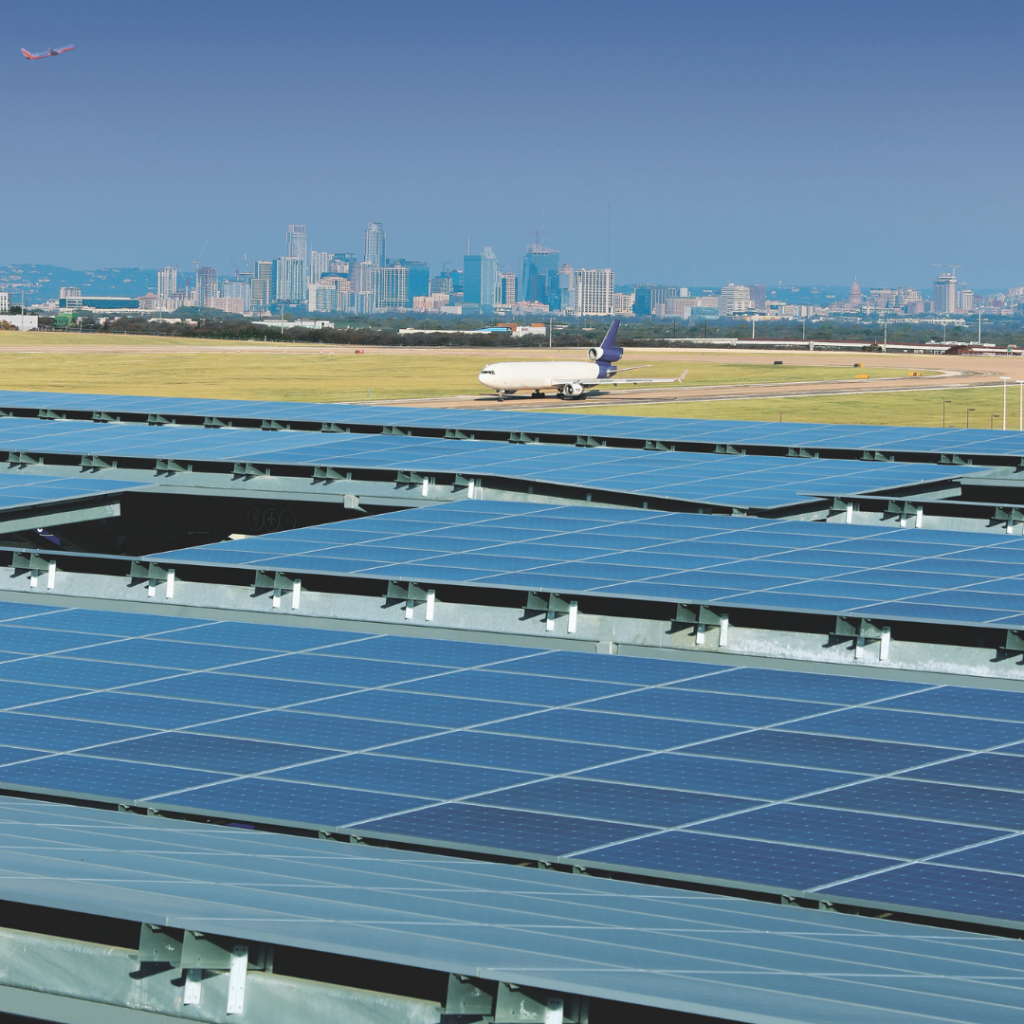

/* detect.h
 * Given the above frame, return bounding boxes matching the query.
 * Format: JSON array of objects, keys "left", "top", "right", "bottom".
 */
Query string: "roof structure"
[
  {"left": 158, "top": 500, "right": 1024, "bottom": 633},
  {"left": 2, "top": 389, "right": 1024, "bottom": 465},
  {"left": 0, "top": 796, "right": 1021, "bottom": 1024},
  {"left": 0, "top": 416, "right": 974, "bottom": 514},
  {"left": 0, "top": 601, "right": 1019, "bottom": 930}
]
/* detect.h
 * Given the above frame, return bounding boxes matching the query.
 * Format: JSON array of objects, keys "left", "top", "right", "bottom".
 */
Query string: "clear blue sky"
[{"left": 3, "top": 0, "right": 1021, "bottom": 291}]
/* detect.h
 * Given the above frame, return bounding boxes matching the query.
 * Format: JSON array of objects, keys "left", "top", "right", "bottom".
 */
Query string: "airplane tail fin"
[
  {"left": 587, "top": 319, "right": 623, "bottom": 363},
  {"left": 21, "top": 49, "right": 34, "bottom": 59}
]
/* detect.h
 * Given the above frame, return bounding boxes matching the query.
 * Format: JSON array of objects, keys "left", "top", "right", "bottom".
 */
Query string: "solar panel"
[
  {"left": 3, "top": 799, "right": 1016, "bottom": 1024},
  {"left": 2, "top": 387, "right": 1023, "bottom": 465},
  {"left": 0, "top": 600, "right": 1022, "bottom": 928},
  {"left": 152, "top": 498, "right": 1024, "bottom": 631},
  {"left": 0, "top": 413, "right": 977, "bottom": 511}
]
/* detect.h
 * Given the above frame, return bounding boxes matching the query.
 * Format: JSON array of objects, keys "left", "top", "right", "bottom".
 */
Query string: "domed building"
[{"left": 849, "top": 277, "right": 862, "bottom": 308}]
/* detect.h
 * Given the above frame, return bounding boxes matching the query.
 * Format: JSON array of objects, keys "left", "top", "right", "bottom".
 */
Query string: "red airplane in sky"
[{"left": 21, "top": 45, "right": 74, "bottom": 60}]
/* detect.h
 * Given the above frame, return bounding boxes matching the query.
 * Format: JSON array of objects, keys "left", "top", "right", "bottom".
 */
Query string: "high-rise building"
[
  {"left": 957, "top": 289, "right": 974, "bottom": 312},
  {"left": 933, "top": 272, "right": 957, "bottom": 314},
  {"left": 521, "top": 245, "right": 559, "bottom": 306},
  {"left": 220, "top": 278, "right": 251, "bottom": 312},
  {"left": 276, "top": 256, "right": 306, "bottom": 304},
  {"left": 558, "top": 264, "right": 575, "bottom": 312},
  {"left": 196, "top": 266, "right": 218, "bottom": 308},
  {"left": 157, "top": 267, "right": 177, "bottom": 299},
  {"left": 749, "top": 284, "right": 767, "bottom": 311},
  {"left": 308, "top": 250, "right": 332, "bottom": 283},
  {"left": 574, "top": 269, "right": 614, "bottom": 316},
  {"left": 719, "top": 283, "right": 752, "bottom": 315},
  {"left": 349, "top": 262, "right": 375, "bottom": 295},
  {"left": 286, "top": 224, "right": 307, "bottom": 282},
  {"left": 364, "top": 222, "right": 386, "bottom": 267},
  {"left": 373, "top": 265, "right": 409, "bottom": 310},
  {"left": 464, "top": 247, "right": 499, "bottom": 310},
  {"left": 395, "top": 260, "right": 429, "bottom": 303},
  {"left": 252, "top": 262, "right": 274, "bottom": 309},
  {"left": 498, "top": 271, "right": 516, "bottom": 306},
  {"left": 849, "top": 278, "right": 862, "bottom": 308}
]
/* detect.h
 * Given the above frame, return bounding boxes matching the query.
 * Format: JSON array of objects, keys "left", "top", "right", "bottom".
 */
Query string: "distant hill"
[{"left": 0, "top": 265, "right": 158, "bottom": 303}]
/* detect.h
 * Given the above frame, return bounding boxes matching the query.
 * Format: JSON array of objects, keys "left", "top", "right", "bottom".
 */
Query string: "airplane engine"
[
  {"left": 587, "top": 345, "right": 624, "bottom": 362},
  {"left": 560, "top": 382, "right": 585, "bottom": 399}
]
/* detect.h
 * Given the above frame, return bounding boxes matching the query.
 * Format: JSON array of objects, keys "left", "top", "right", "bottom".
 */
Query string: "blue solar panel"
[
  {"left": 146, "top": 499, "right": 1024, "bottom": 632},
  {"left": 901, "top": 752, "right": 1024, "bottom": 791},
  {"left": 267, "top": 752, "right": 536, "bottom": 799},
  {"left": 799, "top": 777, "right": 1024, "bottom": 830},
  {"left": 0, "top": 753, "right": 229, "bottom": 801},
  {"left": 196, "top": 710, "right": 439, "bottom": 750},
  {"left": 163, "top": 776, "right": 426, "bottom": 827},
  {"left": 818, "top": 862, "right": 1024, "bottom": 923},
  {"left": 0, "top": 408, "right": 980, "bottom": 512},
  {"left": 693, "top": 802, "right": 1002, "bottom": 859},
  {"left": 361, "top": 801, "right": 647, "bottom": 855},
  {"left": 590, "top": 830, "right": 895, "bottom": 888},
  {"left": 577, "top": 752, "right": 864, "bottom": 799},
  {"left": 472, "top": 777, "right": 756, "bottom": 827},
  {"left": 2, "top": 597, "right": 1024, "bottom": 928}
]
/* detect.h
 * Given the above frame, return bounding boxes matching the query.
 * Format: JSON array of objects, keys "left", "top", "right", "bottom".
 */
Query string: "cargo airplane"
[
  {"left": 477, "top": 320, "right": 686, "bottom": 400},
  {"left": 21, "top": 45, "right": 75, "bottom": 60}
]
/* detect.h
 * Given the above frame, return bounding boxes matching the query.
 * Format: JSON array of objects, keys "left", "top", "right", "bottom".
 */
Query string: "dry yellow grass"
[{"left": 0, "top": 333, "right": 921, "bottom": 402}]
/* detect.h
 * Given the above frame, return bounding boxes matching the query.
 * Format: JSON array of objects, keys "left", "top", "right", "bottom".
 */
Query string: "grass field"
[
  {"left": 575, "top": 386, "right": 1021, "bottom": 429},
  {"left": 0, "top": 334, "right": 917, "bottom": 402}
]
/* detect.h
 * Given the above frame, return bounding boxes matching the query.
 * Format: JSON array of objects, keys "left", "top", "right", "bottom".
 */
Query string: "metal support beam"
[
  {"left": 445, "top": 975, "right": 588, "bottom": 1024},
  {"left": 128, "top": 561, "right": 174, "bottom": 599},
  {"left": 0, "top": 922, "right": 441, "bottom": 1024},
  {"left": 255, "top": 570, "right": 300, "bottom": 610}
]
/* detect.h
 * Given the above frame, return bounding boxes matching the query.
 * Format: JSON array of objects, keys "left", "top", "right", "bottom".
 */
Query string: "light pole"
[
  {"left": 943, "top": 400, "right": 952, "bottom": 428},
  {"left": 967, "top": 407, "right": 976, "bottom": 429},
  {"left": 1018, "top": 381, "right": 1024, "bottom": 431},
  {"left": 1002, "top": 376, "right": 1011, "bottom": 430}
]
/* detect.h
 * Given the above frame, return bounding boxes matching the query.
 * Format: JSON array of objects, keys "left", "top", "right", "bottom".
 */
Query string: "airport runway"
[{"left": 369, "top": 349, "right": 1021, "bottom": 409}]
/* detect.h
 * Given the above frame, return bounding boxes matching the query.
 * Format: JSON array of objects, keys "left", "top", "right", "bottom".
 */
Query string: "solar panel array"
[
  {"left": 3, "top": 798, "right": 1021, "bottom": 1024},
  {"left": 0, "top": 416, "right": 972, "bottom": 512},
  {"left": 0, "top": 471, "right": 143, "bottom": 514},
  {"left": 159, "top": 499, "right": 1024, "bottom": 632},
  {"left": 1, "top": 387, "right": 1022, "bottom": 459},
  {"left": 0, "top": 598, "right": 1020, "bottom": 927}
]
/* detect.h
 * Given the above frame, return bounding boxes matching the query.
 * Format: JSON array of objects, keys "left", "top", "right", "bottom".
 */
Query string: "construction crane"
[{"left": 932, "top": 263, "right": 964, "bottom": 275}]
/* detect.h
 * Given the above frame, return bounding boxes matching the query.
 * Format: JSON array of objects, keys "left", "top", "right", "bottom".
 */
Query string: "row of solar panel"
[
  {"left": 157, "top": 499, "right": 1024, "bottom": 630},
  {"left": 0, "top": 598, "right": 1021, "bottom": 925},
  {"left": 0, "top": 472, "right": 141, "bottom": 513},
  {"left": 1, "top": 387, "right": 1023, "bottom": 458},
  {"left": 0, "top": 416, "right": 972, "bottom": 510},
  {"left": 7, "top": 800, "right": 1023, "bottom": 1024}
]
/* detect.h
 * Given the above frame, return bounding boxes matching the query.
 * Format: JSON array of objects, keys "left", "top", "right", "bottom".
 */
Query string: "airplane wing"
[
  {"left": 22, "top": 48, "right": 49, "bottom": 60},
  {"left": 53, "top": 45, "right": 75, "bottom": 54}
]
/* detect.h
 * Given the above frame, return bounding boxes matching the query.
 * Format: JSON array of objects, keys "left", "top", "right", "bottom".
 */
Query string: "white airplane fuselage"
[{"left": 478, "top": 360, "right": 610, "bottom": 396}]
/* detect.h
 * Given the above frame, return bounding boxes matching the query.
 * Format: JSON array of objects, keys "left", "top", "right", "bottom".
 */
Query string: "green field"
[
  {"left": 573, "top": 386, "right": 1021, "bottom": 429},
  {"left": 0, "top": 336, "right": 920, "bottom": 402}
]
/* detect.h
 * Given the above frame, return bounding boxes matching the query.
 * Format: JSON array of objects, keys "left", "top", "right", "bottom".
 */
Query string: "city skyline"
[{"left": 3, "top": 1, "right": 1024, "bottom": 287}]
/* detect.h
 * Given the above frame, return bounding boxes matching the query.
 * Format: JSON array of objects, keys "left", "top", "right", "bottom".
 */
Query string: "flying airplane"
[
  {"left": 21, "top": 45, "right": 75, "bottom": 60},
  {"left": 477, "top": 319, "right": 687, "bottom": 400}
]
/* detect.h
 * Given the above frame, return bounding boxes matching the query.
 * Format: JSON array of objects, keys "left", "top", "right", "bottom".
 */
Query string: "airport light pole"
[
  {"left": 1002, "top": 377, "right": 1011, "bottom": 430},
  {"left": 1018, "top": 381, "right": 1024, "bottom": 431},
  {"left": 942, "top": 400, "right": 951, "bottom": 428},
  {"left": 967, "top": 407, "right": 976, "bottom": 429}
]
